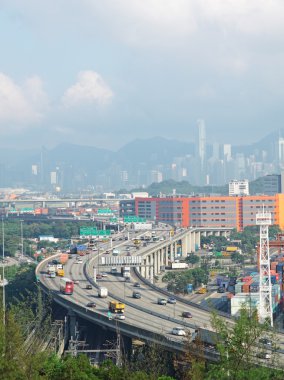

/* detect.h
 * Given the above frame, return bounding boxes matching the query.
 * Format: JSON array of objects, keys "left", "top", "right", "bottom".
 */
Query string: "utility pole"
[
  {"left": 20, "top": 220, "right": 24, "bottom": 259},
  {"left": 256, "top": 209, "right": 273, "bottom": 327},
  {"left": 2, "top": 217, "right": 5, "bottom": 325}
]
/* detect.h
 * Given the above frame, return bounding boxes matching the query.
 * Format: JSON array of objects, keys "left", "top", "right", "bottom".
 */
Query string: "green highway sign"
[
  {"left": 80, "top": 227, "right": 111, "bottom": 237},
  {"left": 97, "top": 209, "right": 113, "bottom": 215},
  {"left": 20, "top": 207, "right": 34, "bottom": 213},
  {"left": 110, "top": 218, "right": 118, "bottom": 222},
  {"left": 97, "top": 230, "right": 111, "bottom": 236},
  {"left": 124, "top": 216, "right": 146, "bottom": 223},
  {"left": 80, "top": 227, "right": 98, "bottom": 236}
]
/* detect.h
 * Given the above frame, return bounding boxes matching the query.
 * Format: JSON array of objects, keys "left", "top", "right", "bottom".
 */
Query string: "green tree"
[
  {"left": 186, "top": 254, "right": 200, "bottom": 265},
  {"left": 206, "top": 307, "right": 283, "bottom": 379},
  {"left": 231, "top": 252, "right": 244, "bottom": 264}
]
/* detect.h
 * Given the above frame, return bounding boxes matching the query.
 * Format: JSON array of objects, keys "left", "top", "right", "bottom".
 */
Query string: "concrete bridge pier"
[
  {"left": 149, "top": 256, "right": 154, "bottom": 283},
  {"left": 67, "top": 308, "right": 77, "bottom": 342},
  {"left": 181, "top": 236, "right": 188, "bottom": 257},
  {"left": 140, "top": 258, "right": 146, "bottom": 277},
  {"left": 154, "top": 250, "right": 159, "bottom": 275}
]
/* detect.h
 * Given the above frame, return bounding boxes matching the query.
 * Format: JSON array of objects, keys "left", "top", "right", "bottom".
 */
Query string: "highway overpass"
[{"left": 36, "top": 226, "right": 284, "bottom": 363}]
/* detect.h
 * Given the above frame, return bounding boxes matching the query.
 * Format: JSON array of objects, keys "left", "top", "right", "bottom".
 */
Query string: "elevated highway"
[{"left": 36, "top": 226, "right": 284, "bottom": 362}]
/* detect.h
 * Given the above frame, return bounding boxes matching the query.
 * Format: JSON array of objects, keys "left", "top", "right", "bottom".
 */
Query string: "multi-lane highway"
[{"left": 36, "top": 227, "right": 284, "bottom": 361}]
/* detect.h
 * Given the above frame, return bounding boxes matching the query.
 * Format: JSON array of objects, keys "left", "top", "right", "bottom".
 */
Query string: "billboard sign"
[{"left": 100, "top": 256, "right": 142, "bottom": 266}]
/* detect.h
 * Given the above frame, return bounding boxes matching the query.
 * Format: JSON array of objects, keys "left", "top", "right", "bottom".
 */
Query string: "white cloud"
[
  {"left": 0, "top": 73, "right": 48, "bottom": 131},
  {"left": 199, "top": 0, "right": 284, "bottom": 36},
  {"left": 61, "top": 71, "right": 113, "bottom": 108}
]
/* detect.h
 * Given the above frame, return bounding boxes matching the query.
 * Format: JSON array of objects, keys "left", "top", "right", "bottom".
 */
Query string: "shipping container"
[
  {"left": 242, "top": 276, "right": 252, "bottom": 283},
  {"left": 271, "top": 262, "right": 278, "bottom": 271}
]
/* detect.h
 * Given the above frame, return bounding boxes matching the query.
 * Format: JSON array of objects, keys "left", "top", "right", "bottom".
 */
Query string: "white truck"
[
  {"left": 112, "top": 248, "right": 120, "bottom": 256},
  {"left": 47, "top": 264, "right": 56, "bottom": 274},
  {"left": 98, "top": 287, "right": 108, "bottom": 298},
  {"left": 171, "top": 262, "right": 189, "bottom": 270},
  {"left": 121, "top": 266, "right": 131, "bottom": 279}
]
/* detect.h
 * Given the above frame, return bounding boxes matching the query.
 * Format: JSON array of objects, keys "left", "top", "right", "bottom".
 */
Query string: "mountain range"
[{"left": 0, "top": 130, "right": 282, "bottom": 190}]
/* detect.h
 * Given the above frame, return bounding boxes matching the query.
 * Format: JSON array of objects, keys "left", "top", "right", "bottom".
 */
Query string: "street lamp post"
[{"left": 20, "top": 220, "right": 24, "bottom": 259}]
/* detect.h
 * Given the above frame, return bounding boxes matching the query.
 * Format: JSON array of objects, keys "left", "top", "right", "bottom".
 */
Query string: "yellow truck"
[
  {"left": 109, "top": 301, "right": 125, "bottom": 313},
  {"left": 57, "top": 268, "right": 65, "bottom": 277},
  {"left": 197, "top": 286, "right": 207, "bottom": 294},
  {"left": 133, "top": 239, "right": 141, "bottom": 245},
  {"left": 226, "top": 246, "right": 238, "bottom": 252}
]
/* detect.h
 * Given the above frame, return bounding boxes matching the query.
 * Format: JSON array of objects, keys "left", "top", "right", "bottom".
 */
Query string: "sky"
[{"left": 1, "top": 0, "right": 284, "bottom": 151}]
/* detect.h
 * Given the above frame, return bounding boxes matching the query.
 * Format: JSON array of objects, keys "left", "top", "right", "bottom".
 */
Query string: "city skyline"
[
  {"left": 1, "top": 2, "right": 284, "bottom": 150},
  {"left": 0, "top": 123, "right": 284, "bottom": 192}
]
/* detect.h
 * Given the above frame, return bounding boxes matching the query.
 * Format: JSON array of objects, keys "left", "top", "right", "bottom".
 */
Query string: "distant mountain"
[
  {"left": 233, "top": 129, "right": 282, "bottom": 160},
  {"left": 131, "top": 179, "right": 228, "bottom": 196},
  {"left": 115, "top": 137, "right": 195, "bottom": 167},
  {"left": 0, "top": 131, "right": 282, "bottom": 189}
]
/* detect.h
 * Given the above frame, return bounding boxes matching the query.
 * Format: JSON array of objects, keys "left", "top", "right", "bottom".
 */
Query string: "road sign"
[
  {"left": 124, "top": 216, "right": 146, "bottom": 223},
  {"left": 110, "top": 218, "right": 118, "bottom": 222},
  {"left": 100, "top": 256, "right": 142, "bottom": 266},
  {"left": 20, "top": 207, "right": 34, "bottom": 213},
  {"left": 97, "top": 209, "right": 113, "bottom": 215},
  {"left": 80, "top": 227, "right": 98, "bottom": 236},
  {"left": 97, "top": 230, "right": 111, "bottom": 236}
]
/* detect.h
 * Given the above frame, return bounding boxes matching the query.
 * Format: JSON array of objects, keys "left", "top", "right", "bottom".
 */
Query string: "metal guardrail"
[
  {"left": 84, "top": 259, "right": 201, "bottom": 332},
  {"left": 133, "top": 267, "right": 232, "bottom": 319}
]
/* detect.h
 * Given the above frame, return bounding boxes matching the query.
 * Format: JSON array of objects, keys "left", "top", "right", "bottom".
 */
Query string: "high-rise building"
[
  {"left": 278, "top": 138, "right": 284, "bottom": 169},
  {"left": 263, "top": 174, "right": 282, "bottom": 195},
  {"left": 223, "top": 144, "right": 232, "bottom": 161},
  {"left": 197, "top": 119, "right": 206, "bottom": 167},
  {"left": 197, "top": 119, "right": 207, "bottom": 184}
]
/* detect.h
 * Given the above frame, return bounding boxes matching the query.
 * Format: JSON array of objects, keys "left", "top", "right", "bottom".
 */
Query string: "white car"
[
  {"left": 76, "top": 259, "right": 83, "bottom": 264},
  {"left": 257, "top": 352, "right": 271, "bottom": 360},
  {"left": 115, "top": 314, "right": 125, "bottom": 320},
  {"left": 172, "top": 327, "right": 186, "bottom": 336}
]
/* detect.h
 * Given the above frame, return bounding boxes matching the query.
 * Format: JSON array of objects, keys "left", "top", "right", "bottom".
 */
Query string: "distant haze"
[{"left": 1, "top": 1, "right": 284, "bottom": 150}]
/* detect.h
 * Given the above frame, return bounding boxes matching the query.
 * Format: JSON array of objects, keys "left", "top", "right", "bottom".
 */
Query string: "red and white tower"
[{"left": 256, "top": 210, "right": 273, "bottom": 327}]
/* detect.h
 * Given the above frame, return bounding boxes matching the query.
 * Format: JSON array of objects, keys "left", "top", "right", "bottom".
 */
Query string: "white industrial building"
[{"left": 229, "top": 179, "right": 249, "bottom": 196}]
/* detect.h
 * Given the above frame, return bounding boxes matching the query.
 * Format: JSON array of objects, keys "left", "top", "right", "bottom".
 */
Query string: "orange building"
[{"left": 135, "top": 194, "right": 284, "bottom": 231}]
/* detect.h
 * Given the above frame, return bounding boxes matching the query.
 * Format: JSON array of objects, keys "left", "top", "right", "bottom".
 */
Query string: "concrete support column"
[
  {"left": 140, "top": 259, "right": 146, "bottom": 277},
  {"left": 170, "top": 243, "right": 174, "bottom": 262},
  {"left": 68, "top": 309, "right": 76, "bottom": 341},
  {"left": 154, "top": 251, "right": 158, "bottom": 275},
  {"left": 196, "top": 231, "right": 201, "bottom": 250},
  {"left": 181, "top": 237, "right": 187, "bottom": 257},
  {"left": 174, "top": 242, "right": 178, "bottom": 257},
  {"left": 157, "top": 250, "right": 161, "bottom": 273},
  {"left": 165, "top": 246, "right": 169, "bottom": 266},
  {"left": 190, "top": 232, "right": 196, "bottom": 252},
  {"left": 148, "top": 255, "right": 153, "bottom": 279},
  {"left": 150, "top": 253, "right": 154, "bottom": 283}
]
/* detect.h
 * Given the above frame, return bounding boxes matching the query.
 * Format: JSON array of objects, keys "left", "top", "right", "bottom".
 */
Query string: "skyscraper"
[
  {"left": 196, "top": 119, "right": 207, "bottom": 184},
  {"left": 278, "top": 138, "right": 284, "bottom": 169},
  {"left": 197, "top": 119, "right": 206, "bottom": 168}
]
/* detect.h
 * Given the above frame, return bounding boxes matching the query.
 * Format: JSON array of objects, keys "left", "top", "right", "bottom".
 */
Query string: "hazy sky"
[{"left": 1, "top": 0, "right": 284, "bottom": 150}]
